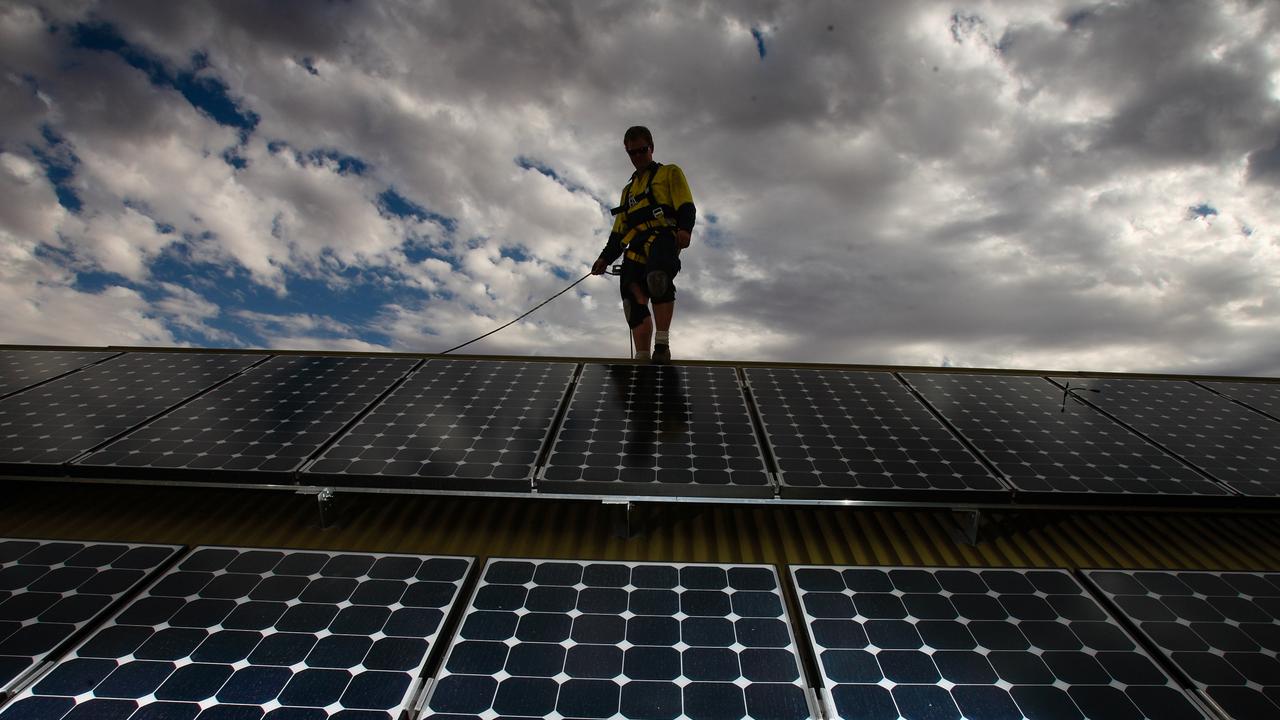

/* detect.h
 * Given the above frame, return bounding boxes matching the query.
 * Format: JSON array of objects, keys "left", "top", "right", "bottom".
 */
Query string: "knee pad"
[
  {"left": 646, "top": 271, "right": 675, "bottom": 303},
  {"left": 623, "top": 297, "right": 650, "bottom": 328}
]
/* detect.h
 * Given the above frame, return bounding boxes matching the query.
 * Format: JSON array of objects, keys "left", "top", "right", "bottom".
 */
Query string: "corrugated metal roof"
[{"left": 4, "top": 481, "right": 1277, "bottom": 571}]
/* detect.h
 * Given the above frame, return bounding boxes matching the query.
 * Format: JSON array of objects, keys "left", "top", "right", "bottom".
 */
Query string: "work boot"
[{"left": 652, "top": 343, "right": 671, "bottom": 364}]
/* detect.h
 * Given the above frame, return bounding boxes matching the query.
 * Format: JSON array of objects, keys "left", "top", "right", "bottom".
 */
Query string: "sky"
[{"left": 2, "top": 0, "right": 1279, "bottom": 376}]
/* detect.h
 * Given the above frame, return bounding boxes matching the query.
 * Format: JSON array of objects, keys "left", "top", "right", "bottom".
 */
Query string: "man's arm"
[
  {"left": 668, "top": 165, "right": 695, "bottom": 249},
  {"left": 591, "top": 230, "right": 625, "bottom": 274}
]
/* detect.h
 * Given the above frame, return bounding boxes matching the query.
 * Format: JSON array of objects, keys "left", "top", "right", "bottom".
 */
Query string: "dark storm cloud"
[{"left": 2, "top": 0, "right": 1279, "bottom": 374}]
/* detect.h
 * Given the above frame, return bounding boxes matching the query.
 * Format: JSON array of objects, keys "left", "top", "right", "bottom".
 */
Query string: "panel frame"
[
  {"left": 744, "top": 367, "right": 1012, "bottom": 502},
  {"left": 0, "top": 349, "right": 121, "bottom": 401},
  {"left": 0, "top": 544, "right": 475, "bottom": 720},
  {"left": 298, "top": 358, "right": 578, "bottom": 494},
  {"left": 1047, "top": 375, "right": 1280, "bottom": 500},
  {"left": 0, "top": 352, "right": 269, "bottom": 478},
  {"left": 423, "top": 556, "right": 820, "bottom": 720},
  {"left": 0, "top": 538, "right": 184, "bottom": 699},
  {"left": 69, "top": 355, "right": 418, "bottom": 485},
  {"left": 1080, "top": 566, "right": 1280, "bottom": 720},
  {"left": 538, "top": 363, "right": 778, "bottom": 499},
  {"left": 788, "top": 563, "right": 1214, "bottom": 720},
  {"left": 905, "top": 372, "right": 1235, "bottom": 507}
]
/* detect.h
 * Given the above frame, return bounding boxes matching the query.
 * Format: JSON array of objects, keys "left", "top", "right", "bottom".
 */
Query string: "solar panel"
[
  {"left": 1198, "top": 381, "right": 1280, "bottom": 422},
  {"left": 74, "top": 355, "right": 418, "bottom": 482},
  {"left": 904, "top": 373, "right": 1225, "bottom": 500},
  {"left": 0, "top": 539, "right": 181, "bottom": 698},
  {"left": 1082, "top": 569, "right": 1280, "bottom": 720},
  {"left": 744, "top": 368, "right": 1007, "bottom": 500},
  {"left": 302, "top": 359, "right": 575, "bottom": 492},
  {"left": 539, "top": 364, "right": 773, "bottom": 498},
  {"left": 425, "top": 558, "right": 813, "bottom": 720},
  {"left": 790, "top": 565, "right": 1210, "bottom": 720},
  {"left": 0, "top": 350, "right": 117, "bottom": 398},
  {"left": 0, "top": 546, "right": 473, "bottom": 720},
  {"left": 1049, "top": 376, "right": 1280, "bottom": 497},
  {"left": 0, "top": 352, "right": 264, "bottom": 474}
]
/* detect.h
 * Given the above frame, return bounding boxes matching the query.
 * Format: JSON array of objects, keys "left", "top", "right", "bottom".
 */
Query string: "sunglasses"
[{"left": 625, "top": 145, "right": 651, "bottom": 157}]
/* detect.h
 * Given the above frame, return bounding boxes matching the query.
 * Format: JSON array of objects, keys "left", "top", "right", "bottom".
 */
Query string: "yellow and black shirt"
[{"left": 598, "top": 161, "right": 695, "bottom": 265}]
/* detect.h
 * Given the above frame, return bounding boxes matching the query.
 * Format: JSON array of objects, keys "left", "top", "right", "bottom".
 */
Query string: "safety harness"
[{"left": 610, "top": 162, "right": 678, "bottom": 264}]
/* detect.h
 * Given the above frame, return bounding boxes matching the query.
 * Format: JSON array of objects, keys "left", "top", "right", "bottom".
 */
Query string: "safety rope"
[{"left": 437, "top": 273, "right": 592, "bottom": 355}]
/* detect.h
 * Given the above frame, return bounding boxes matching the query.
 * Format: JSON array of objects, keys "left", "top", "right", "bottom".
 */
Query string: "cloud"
[{"left": 1, "top": 0, "right": 1279, "bottom": 378}]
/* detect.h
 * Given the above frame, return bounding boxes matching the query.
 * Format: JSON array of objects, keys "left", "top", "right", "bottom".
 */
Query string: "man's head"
[{"left": 624, "top": 125, "right": 654, "bottom": 171}]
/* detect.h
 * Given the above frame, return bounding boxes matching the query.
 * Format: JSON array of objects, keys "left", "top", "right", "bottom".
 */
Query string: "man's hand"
[
  {"left": 676, "top": 229, "right": 691, "bottom": 249},
  {"left": 591, "top": 257, "right": 608, "bottom": 275}
]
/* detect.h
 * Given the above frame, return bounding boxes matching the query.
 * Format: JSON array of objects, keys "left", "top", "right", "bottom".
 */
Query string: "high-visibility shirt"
[{"left": 598, "top": 161, "right": 696, "bottom": 265}]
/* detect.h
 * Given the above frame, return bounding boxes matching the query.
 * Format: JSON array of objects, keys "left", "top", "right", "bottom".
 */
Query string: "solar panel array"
[
  {"left": 0, "top": 539, "right": 180, "bottom": 697},
  {"left": 1083, "top": 569, "right": 1280, "bottom": 720},
  {"left": 0, "top": 350, "right": 116, "bottom": 398},
  {"left": 426, "top": 558, "right": 813, "bottom": 720},
  {"left": 5, "top": 344, "right": 1280, "bottom": 506},
  {"left": 745, "top": 368, "right": 1006, "bottom": 500},
  {"left": 1202, "top": 381, "right": 1280, "bottom": 421},
  {"left": 75, "top": 356, "right": 417, "bottom": 481},
  {"left": 905, "top": 373, "right": 1227, "bottom": 500},
  {"left": 540, "top": 365, "right": 773, "bottom": 497},
  {"left": 304, "top": 359, "right": 576, "bottom": 492},
  {"left": 0, "top": 546, "right": 472, "bottom": 720},
  {"left": 791, "top": 565, "right": 1210, "bottom": 720},
  {"left": 0, "top": 353, "right": 264, "bottom": 473},
  {"left": 1051, "top": 377, "right": 1280, "bottom": 497}
]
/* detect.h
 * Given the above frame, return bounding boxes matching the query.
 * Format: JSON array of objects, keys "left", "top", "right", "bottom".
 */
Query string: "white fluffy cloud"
[{"left": 1, "top": 0, "right": 1278, "bottom": 376}]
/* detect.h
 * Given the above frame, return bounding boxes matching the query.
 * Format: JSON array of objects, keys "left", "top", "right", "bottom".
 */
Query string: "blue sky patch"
[
  {"left": 146, "top": 242, "right": 419, "bottom": 347},
  {"left": 32, "top": 125, "right": 82, "bottom": 212},
  {"left": 1189, "top": 203, "right": 1218, "bottom": 219},
  {"left": 751, "top": 27, "right": 768, "bottom": 59},
  {"left": 71, "top": 22, "right": 259, "bottom": 137},
  {"left": 306, "top": 148, "right": 369, "bottom": 176},
  {"left": 377, "top": 187, "right": 458, "bottom": 232}
]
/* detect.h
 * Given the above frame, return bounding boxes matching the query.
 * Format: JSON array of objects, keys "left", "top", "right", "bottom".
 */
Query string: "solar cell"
[
  {"left": 1083, "top": 568, "right": 1280, "bottom": 720},
  {"left": 540, "top": 364, "right": 773, "bottom": 497},
  {"left": 1198, "top": 380, "right": 1280, "bottom": 423},
  {"left": 302, "top": 359, "right": 575, "bottom": 492},
  {"left": 424, "top": 558, "right": 813, "bottom": 720},
  {"left": 75, "top": 355, "right": 417, "bottom": 482},
  {"left": 1049, "top": 376, "right": 1280, "bottom": 497},
  {"left": 790, "top": 565, "right": 1210, "bottom": 720},
  {"left": 0, "top": 352, "right": 264, "bottom": 474},
  {"left": 0, "top": 539, "right": 180, "bottom": 698},
  {"left": 0, "top": 350, "right": 117, "bottom": 398},
  {"left": 904, "top": 373, "right": 1226, "bottom": 500},
  {"left": 744, "top": 368, "right": 1006, "bottom": 500},
  {"left": 0, "top": 546, "right": 472, "bottom": 720}
]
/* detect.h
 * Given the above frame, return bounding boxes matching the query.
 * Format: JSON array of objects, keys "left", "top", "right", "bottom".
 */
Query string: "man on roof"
[{"left": 591, "top": 126, "right": 695, "bottom": 364}]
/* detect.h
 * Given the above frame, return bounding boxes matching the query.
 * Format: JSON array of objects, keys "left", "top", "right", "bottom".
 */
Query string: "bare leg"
[
  {"left": 629, "top": 284, "right": 652, "bottom": 354},
  {"left": 652, "top": 301, "right": 674, "bottom": 332}
]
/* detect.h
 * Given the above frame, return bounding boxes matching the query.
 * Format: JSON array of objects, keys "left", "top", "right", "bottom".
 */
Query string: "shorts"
[{"left": 619, "top": 230, "right": 681, "bottom": 302}]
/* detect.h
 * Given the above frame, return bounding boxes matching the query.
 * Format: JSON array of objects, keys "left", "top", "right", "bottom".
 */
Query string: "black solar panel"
[
  {"left": 744, "top": 368, "right": 1006, "bottom": 500},
  {"left": 791, "top": 565, "right": 1209, "bottom": 720},
  {"left": 0, "top": 350, "right": 117, "bottom": 398},
  {"left": 0, "top": 352, "right": 264, "bottom": 474},
  {"left": 1083, "top": 569, "right": 1280, "bottom": 720},
  {"left": 302, "top": 359, "right": 575, "bottom": 492},
  {"left": 425, "top": 558, "right": 813, "bottom": 720},
  {"left": 1049, "top": 376, "right": 1280, "bottom": 497},
  {"left": 540, "top": 364, "right": 773, "bottom": 497},
  {"left": 904, "top": 373, "right": 1225, "bottom": 500},
  {"left": 1199, "top": 381, "right": 1280, "bottom": 422},
  {"left": 74, "top": 355, "right": 417, "bottom": 482},
  {"left": 0, "top": 539, "right": 180, "bottom": 698},
  {"left": 0, "top": 546, "right": 472, "bottom": 720}
]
